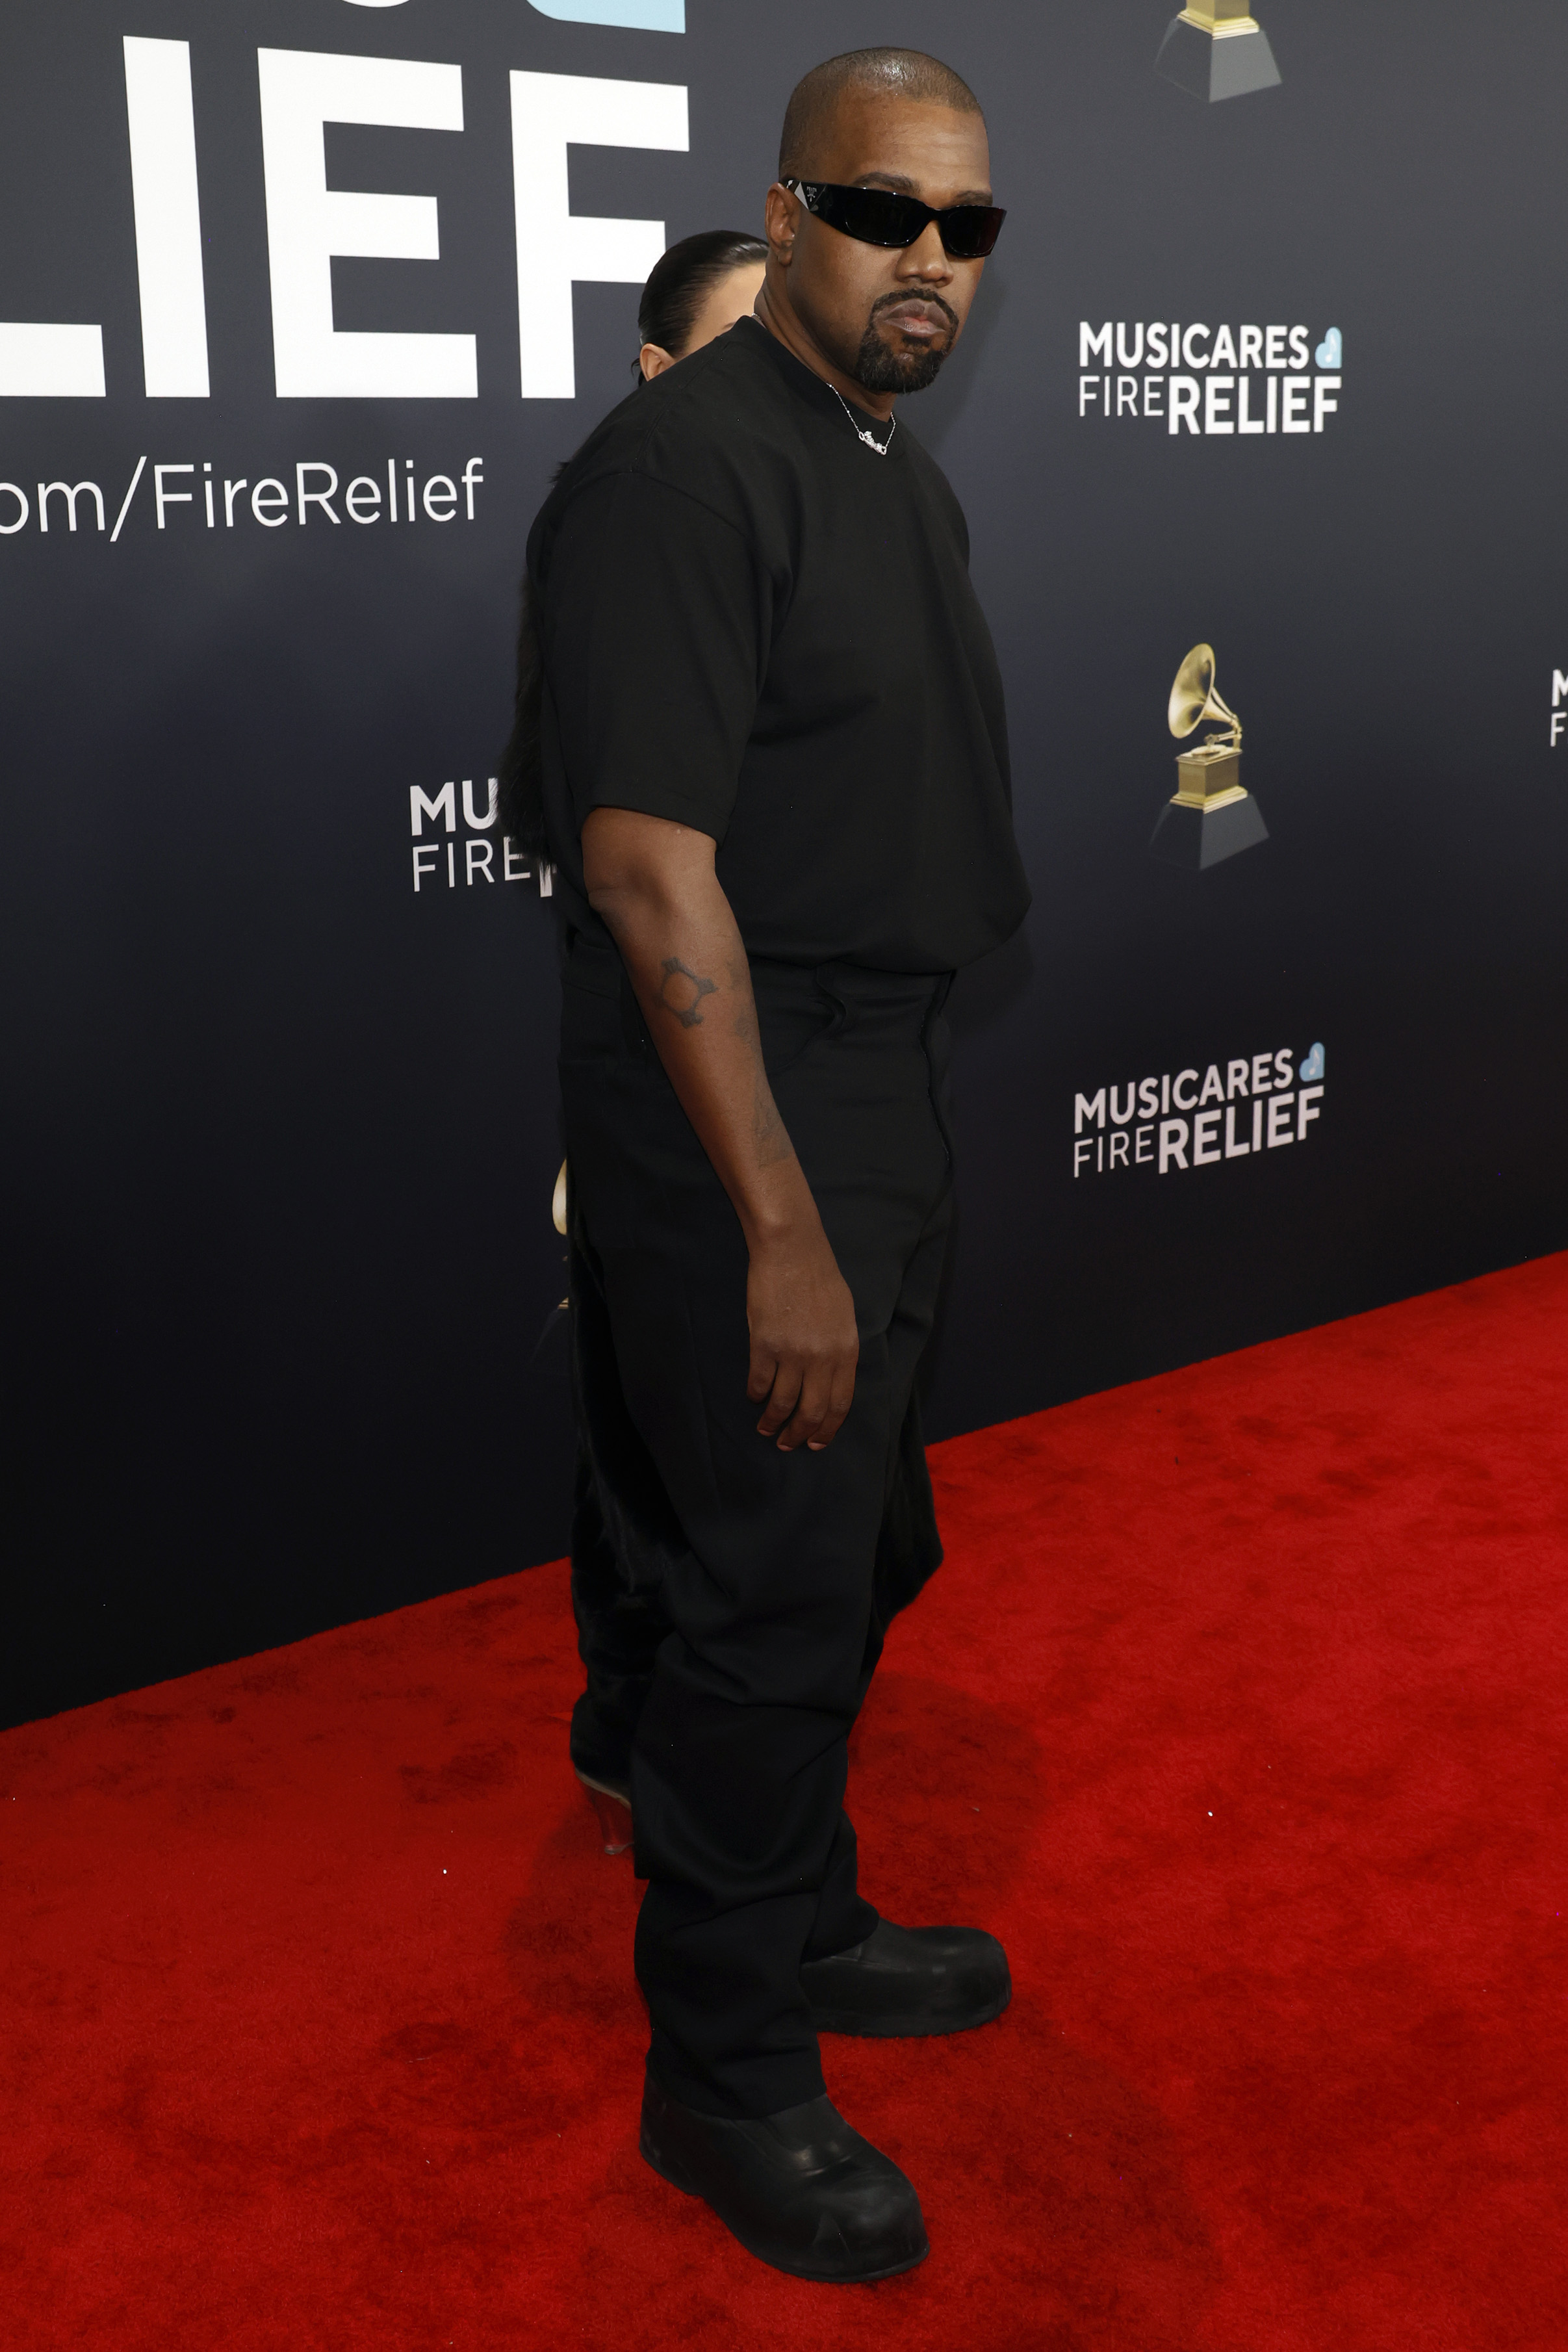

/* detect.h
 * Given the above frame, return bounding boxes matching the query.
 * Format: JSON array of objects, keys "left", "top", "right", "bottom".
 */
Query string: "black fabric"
[
  {"left": 567, "top": 1224, "right": 945, "bottom": 1796},
  {"left": 527, "top": 317, "right": 1031, "bottom": 974},
  {"left": 560, "top": 934, "right": 955, "bottom": 2117}
]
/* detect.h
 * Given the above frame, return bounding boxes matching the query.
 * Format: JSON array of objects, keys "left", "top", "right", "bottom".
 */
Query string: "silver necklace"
[{"left": 829, "top": 384, "right": 897, "bottom": 456}]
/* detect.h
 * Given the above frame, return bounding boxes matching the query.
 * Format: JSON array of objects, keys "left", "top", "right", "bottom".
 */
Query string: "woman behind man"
[
  {"left": 636, "top": 229, "right": 766, "bottom": 382},
  {"left": 500, "top": 230, "right": 767, "bottom": 1853}
]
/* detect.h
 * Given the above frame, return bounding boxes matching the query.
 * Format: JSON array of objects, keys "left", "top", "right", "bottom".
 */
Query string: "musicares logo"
[
  {"left": 1077, "top": 322, "right": 1343, "bottom": 435},
  {"left": 1072, "top": 1045, "right": 1325, "bottom": 1179},
  {"left": 408, "top": 778, "right": 554, "bottom": 898}
]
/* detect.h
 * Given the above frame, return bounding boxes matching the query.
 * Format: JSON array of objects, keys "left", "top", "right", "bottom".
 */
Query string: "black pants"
[{"left": 559, "top": 934, "right": 953, "bottom": 2119}]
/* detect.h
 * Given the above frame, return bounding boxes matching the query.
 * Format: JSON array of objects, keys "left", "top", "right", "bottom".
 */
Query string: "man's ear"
[
  {"left": 763, "top": 180, "right": 799, "bottom": 266},
  {"left": 639, "top": 343, "right": 676, "bottom": 380}
]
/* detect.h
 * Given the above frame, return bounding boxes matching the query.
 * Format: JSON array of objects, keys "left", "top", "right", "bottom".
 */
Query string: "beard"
[{"left": 851, "top": 291, "right": 960, "bottom": 396}]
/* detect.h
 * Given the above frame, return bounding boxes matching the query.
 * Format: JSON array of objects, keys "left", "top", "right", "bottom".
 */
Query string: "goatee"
[
  {"left": 853, "top": 333, "right": 948, "bottom": 395},
  {"left": 851, "top": 291, "right": 960, "bottom": 397}
]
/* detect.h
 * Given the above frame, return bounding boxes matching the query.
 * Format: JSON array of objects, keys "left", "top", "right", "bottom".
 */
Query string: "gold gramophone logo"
[
  {"left": 1150, "top": 644, "right": 1269, "bottom": 868},
  {"left": 1156, "top": 0, "right": 1281, "bottom": 103}
]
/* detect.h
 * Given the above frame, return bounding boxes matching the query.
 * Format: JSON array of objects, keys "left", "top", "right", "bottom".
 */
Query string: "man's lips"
[{"left": 877, "top": 302, "right": 954, "bottom": 344}]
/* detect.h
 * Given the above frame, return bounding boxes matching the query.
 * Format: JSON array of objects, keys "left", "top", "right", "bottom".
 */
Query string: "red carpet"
[{"left": 5, "top": 1256, "right": 1567, "bottom": 2351}]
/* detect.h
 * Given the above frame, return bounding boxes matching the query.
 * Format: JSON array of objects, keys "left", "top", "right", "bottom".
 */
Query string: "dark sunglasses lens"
[
  {"left": 804, "top": 184, "right": 1006, "bottom": 259},
  {"left": 824, "top": 186, "right": 929, "bottom": 247},
  {"left": 940, "top": 206, "right": 1006, "bottom": 260}
]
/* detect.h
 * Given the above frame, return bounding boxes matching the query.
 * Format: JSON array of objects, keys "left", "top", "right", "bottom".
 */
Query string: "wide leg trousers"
[{"left": 559, "top": 933, "right": 953, "bottom": 2119}]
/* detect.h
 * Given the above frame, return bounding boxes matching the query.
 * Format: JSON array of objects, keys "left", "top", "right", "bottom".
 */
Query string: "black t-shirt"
[{"left": 528, "top": 315, "right": 1031, "bottom": 973}]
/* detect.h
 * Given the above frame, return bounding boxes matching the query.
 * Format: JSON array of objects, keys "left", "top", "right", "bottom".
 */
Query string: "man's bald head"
[{"left": 778, "top": 48, "right": 983, "bottom": 181}]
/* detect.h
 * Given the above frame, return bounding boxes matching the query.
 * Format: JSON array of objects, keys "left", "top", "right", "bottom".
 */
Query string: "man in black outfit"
[{"left": 527, "top": 47, "right": 1030, "bottom": 2281}]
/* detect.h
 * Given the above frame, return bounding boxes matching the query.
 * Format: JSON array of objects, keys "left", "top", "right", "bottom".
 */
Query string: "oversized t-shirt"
[{"left": 528, "top": 315, "right": 1031, "bottom": 974}]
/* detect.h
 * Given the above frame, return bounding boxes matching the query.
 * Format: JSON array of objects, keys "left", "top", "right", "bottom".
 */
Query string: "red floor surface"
[{"left": 5, "top": 1256, "right": 1567, "bottom": 2351}]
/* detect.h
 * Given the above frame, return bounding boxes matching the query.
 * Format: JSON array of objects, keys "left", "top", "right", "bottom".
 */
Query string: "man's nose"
[{"left": 896, "top": 224, "right": 953, "bottom": 281}]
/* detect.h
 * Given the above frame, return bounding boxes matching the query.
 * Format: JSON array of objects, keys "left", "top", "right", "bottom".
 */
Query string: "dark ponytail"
[
  {"left": 498, "top": 229, "right": 766, "bottom": 857},
  {"left": 496, "top": 572, "right": 546, "bottom": 860}
]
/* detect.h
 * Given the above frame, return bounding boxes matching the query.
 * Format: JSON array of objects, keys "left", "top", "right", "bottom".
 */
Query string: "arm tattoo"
[{"left": 658, "top": 957, "right": 717, "bottom": 1029}]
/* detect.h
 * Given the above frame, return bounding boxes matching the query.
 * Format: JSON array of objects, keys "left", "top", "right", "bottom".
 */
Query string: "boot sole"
[
  {"left": 638, "top": 2134, "right": 930, "bottom": 2284},
  {"left": 808, "top": 1983, "right": 1012, "bottom": 2039}
]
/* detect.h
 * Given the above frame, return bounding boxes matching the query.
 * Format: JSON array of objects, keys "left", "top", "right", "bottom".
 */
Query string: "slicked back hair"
[{"left": 778, "top": 48, "right": 983, "bottom": 181}]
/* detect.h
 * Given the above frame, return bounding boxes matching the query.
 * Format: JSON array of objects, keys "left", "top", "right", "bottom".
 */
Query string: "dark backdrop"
[{"left": 6, "top": 0, "right": 1565, "bottom": 1728}]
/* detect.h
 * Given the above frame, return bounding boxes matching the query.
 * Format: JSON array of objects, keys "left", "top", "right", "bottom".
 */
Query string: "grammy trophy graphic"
[
  {"left": 1155, "top": 0, "right": 1281, "bottom": 103},
  {"left": 1149, "top": 644, "right": 1269, "bottom": 870}
]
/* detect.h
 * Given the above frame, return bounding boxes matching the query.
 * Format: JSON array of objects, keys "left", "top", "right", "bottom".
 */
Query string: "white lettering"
[
  {"left": 296, "top": 461, "right": 341, "bottom": 523},
  {"left": 0, "top": 323, "right": 105, "bottom": 399},
  {"left": 123, "top": 38, "right": 211, "bottom": 398},
  {"left": 154, "top": 461, "right": 194, "bottom": 527},
  {"left": 1158, "top": 1119, "right": 1189, "bottom": 1173},
  {"left": 251, "top": 478, "right": 289, "bottom": 525},
  {"left": 1267, "top": 1093, "right": 1296, "bottom": 1147},
  {"left": 410, "top": 780, "right": 456, "bottom": 834},
  {"left": 509, "top": 70, "right": 688, "bottom": 399},
  {"left": 461, "top": 777, "right": 497, "bottom": 828},
  {"left": 1079, "top": 321, "right": 1112, "bottom": 367},
  {"left": 1168, "top": 376, "right": 1200, "bottom": 435},
  {"left": 38, "top": 480, "right": 105, "bottom": 534},
  {"left": 258, "top": 48, "right": 476, "bottom": 399}
]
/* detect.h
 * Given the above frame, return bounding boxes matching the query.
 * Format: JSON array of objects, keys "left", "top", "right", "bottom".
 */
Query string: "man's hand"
[
  {"left": 582, "top": 806, "right": 858, "bottom": 1449},
  {"left": 747, "top": 1219, "right": 859, "bottom": 1453}
]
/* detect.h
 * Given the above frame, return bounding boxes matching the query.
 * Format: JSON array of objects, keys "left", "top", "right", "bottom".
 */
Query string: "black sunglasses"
[{"left": 782, "top": 179, "right": 1005, "bottom": 263}]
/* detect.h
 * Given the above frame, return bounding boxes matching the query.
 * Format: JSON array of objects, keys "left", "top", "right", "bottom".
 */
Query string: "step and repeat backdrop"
[{"left": 6, "top": 0, "right": 1565, "bottom": 1723}]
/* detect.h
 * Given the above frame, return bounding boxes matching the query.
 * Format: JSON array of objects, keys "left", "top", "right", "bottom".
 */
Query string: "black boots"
[
  {"left": 639, "top": 1924, "right": 1010, "bottom": 2279},
  {"left": 639, "top": 2073, "right": 929, "bottom": 2283},
  {"left": 801, "top": 1918, "right": 1012, "bottom": 2037}
]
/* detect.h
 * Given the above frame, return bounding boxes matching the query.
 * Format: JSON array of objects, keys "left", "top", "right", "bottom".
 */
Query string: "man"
[{"left": 527, "top": 47, "right": 1030, "bottom": 2282}]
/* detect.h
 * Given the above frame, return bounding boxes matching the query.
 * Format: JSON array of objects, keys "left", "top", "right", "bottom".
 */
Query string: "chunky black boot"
[
  {"left": 639, "top": 2073, "right": 929, "bottom": 2282},
  {"left": 801, "top": 1918, "right": 1012, "bottom": 2037}
]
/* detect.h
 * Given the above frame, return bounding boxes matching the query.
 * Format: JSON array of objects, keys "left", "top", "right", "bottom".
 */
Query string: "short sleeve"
[{"left": 541, "top": 471, "right": 765, "bottom": 845}]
